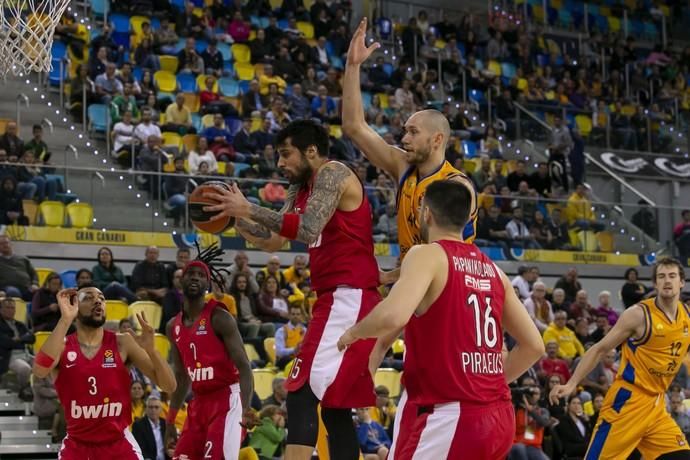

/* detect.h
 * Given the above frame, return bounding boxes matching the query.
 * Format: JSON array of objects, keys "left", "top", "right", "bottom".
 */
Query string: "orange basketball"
[{"left": 188, "top": 181, "right": 236, "bottom": 234}]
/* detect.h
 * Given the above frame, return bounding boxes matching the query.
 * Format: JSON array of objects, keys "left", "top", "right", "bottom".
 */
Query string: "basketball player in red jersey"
[
  {"left": 32, "top": 287, "right": 176, "bottom": 460},
  {"left": 338, "top": 180, "right": 545, "bottom": 460},
  {"left": 163, "top": 250, "right": 254, "bottom": 460},
  {"left": 204, "top": 119, "right": 381, "bottom": 460}
]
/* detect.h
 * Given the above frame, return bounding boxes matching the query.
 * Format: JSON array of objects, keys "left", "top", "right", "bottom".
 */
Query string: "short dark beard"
[
  {"left": 182, "top": 286, "right": 204, "bottom": 299},
  {"left": 286, "top": 155, "right": 313, "bottom": 185},
  {"left": 78, "top": 312, "right": 106, "bottom": 328}
]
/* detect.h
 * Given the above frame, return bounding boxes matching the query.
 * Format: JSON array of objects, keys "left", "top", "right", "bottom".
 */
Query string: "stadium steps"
[{"left": 0, "top": 390, "right": 60, "bottom": 457}]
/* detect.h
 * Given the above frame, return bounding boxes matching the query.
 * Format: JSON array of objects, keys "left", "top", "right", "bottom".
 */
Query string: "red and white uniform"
[
  {"left": 390, "top": 240, "right": 514, "bottom": 460},
  {"left": 284, "top": 163, "right": 381, "bottom": 408},
  {"left": 54, "top": 330, "right": 142, "bottom": 460},
  {"left": 172, "top": 299, "right": 243, "bottom": 460}
]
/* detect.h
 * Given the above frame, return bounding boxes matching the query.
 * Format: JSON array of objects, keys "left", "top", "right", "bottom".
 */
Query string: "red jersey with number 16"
[
  {"left": 172, "top": 299, "right": 239, "bottom": 395},
  {"left": 54, "top": 330, "right": 132, "bottom": 443},
  {"left": 403, "top": 240, "right": 510, "bottom": 407},
  {"left": 292, "top": 162, "right": 379, "bottom": 293}
]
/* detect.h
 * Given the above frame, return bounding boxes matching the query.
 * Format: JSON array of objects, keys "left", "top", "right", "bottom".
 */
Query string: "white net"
[{"left": 0, "top": 0, "right": 72, "bottom": 76}]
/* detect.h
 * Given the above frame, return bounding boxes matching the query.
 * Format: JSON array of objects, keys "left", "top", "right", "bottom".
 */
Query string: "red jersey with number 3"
[
  {"left": 403, "top": 240, "right": 510, "bottom": 407},
  {"left": 54, "top": 330, "right": 132, "bottom": 443},
  {"left": 292, "top": 162, "right": 379, "bottom": 293},
  {"left": 172, "top": 299, "right": 239, "bottom": 395}
]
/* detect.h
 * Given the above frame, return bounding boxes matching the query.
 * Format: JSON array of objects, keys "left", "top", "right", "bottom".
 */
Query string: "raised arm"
[
  {"left": 342, "top": 18, "right": 408, "bottom": 181},
  {"left": 32, "top": 288, "right": 77, "bottom": 379},
  {"left": 234, "top": 185, "right": 298, "bottom": 252},
  {"left": 164, "top": 319, "right": 190, "bottom": 449}
]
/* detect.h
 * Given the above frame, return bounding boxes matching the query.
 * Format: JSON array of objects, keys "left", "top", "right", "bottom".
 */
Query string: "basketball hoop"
[{"left": 0, "top": 0, "right": 72, "bottom": 76}]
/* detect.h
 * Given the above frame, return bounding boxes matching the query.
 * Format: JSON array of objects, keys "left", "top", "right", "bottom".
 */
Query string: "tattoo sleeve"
[
  {"left": 236, "top": 185, "right": 299, "bottom": 241},
  {"left": 247, "top": 164, "right": 350, "bottom": 244}
]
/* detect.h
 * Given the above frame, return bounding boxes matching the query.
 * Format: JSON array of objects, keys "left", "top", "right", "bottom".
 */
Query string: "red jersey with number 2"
[
  {"left": 403, "top": 240, "right": 510, "bottom": 407},
  {"left": 292, "top": 162, "right": 379, "bottom": 293},
  {"left": 54, "top": 330, "right": 132, "bottom": 443},
  {"left": 172, "top": 299, "right": 239, "bottom": 395}
]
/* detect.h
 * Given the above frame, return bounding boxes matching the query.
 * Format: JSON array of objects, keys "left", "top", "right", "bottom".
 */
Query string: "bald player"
[{"left": 342, "top": 18, "right": 478, "bottom": 284}]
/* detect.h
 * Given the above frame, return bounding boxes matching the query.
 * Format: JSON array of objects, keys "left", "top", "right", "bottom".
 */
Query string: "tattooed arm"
[{"left": 234, "top": 185, "right": 299, "bottom": 252}]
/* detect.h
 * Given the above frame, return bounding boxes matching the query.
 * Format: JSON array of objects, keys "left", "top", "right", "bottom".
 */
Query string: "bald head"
[
  {"left": 401, "top": 110, "right": 451, "bottom": 165},
  {"left": 415, "top": 110, "right": 451, "bottom": 145}
]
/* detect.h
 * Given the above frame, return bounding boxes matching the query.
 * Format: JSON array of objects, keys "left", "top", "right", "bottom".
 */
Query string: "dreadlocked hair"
[{"left": 194, "top": 240, "right": 232, "bottom": 291}]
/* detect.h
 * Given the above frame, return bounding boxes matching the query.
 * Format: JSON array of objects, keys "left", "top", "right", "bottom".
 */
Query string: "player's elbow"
[
  {"left": 32, "top": 364, "right": 50, "bottom": 379},
  {"left": 159, "top": 379, "right": 177, "bottom": 394},
  {"left": 342, "top": 120, "right": 365, "bottom": 137}
]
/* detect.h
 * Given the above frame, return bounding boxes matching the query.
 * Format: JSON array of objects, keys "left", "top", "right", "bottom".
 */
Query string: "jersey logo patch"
[
  {"left": 465, "top": 275, "right": 491, "bottom": 292},
  {"left": 678, "top": 435, "right": 687, "bottom": 447},
  {"left": 102, "top": 349, "right": 116, "bottom": 368},
  {"left": 175, "top": 325, "right": 180, "bottom": 336},
  {"left": 67, "top": 351, "right": 77, "bottom": 362},
  {"left": 196, "top": 318, "right": 208, "bottom": 335}
]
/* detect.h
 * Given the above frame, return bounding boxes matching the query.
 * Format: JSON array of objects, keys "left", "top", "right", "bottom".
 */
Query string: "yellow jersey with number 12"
[
  {"left": 617, "top": 298, "right": 690, "bottom": 394},
  {"left": 396, "top": 161, "right": 477, "bottom": 261}
]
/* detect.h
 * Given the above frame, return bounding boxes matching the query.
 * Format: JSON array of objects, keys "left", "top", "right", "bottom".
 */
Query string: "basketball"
[{"left": 188, "top": 181, "right": 236, "bottom": 234}]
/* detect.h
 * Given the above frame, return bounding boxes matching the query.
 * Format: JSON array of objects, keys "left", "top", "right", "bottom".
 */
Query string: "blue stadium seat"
[
  {"left": 150, "top": 17, "right": 160, "bottom": 30},
  {"left": 218, "top": 77, "right": 239, "bottom": 97},
  {"left": 325, "top": 41, "right": 334, "bottom": 56},
  {"left": 48, "top": 58, "right": 65, "bottom": 87},
  {"left": 87, "top": 104, "right": 108, "bottom": 134},
  {"left": 232, "top": 162, "right": 250, "bottom": 176},
  {"left": 51, "top": 41, "right": 67, "bottom": 60},
  {"left": 170, "top": 0, "right": 185, "bottom": 10},
  {"left": 226, "top": 118, "right": 242, "bottom": 135},
  {"left": 462, "top": 141, "right": 477, "bottom": 159},
  {"left": 362, "top": 91, "right": 372, "bottom": 110},
  {"left": 501, "top": 63, "right": 516, "bottom": 79},
  {"left": 330, "top": 56, "right": 343, "bottom": 70},
  {"left": 238, "top": 80, "right": 250, "bottom": 94},
  {"left": 191, "top": 113, "right": 202, "bottom": 132},
  {"left": 177, "top": 74, "right": 197, "bottom": 92},
  {"left": 217, "top": 42, "right": 231, "bottom": 61},
  {"left": 223, "top": 60, "right": 234, "bottom": 75},
  {"left": 91, "top": 0, "right": 109, "bottom": 18},
  {"left": 195, "top": 39, "right": 208, "bottom": 54},
  {"left": 110, "top": 13, "right": 130, "bottom": 33},
  {"left": 61, "top": 270, "right": 77, "bottom": 288},
  {"left": 382, "top": 63, "right": 393, "bottom": 77},
  {"left": 377, "top": 17, "right": 392, "bottom": 40},
  {"left": 469, "top": 89, "right": 485, "bottom": 104},
  {"left": 249, "top": 15, "right": 261, "bottom": 28},
  {"left": 132, "top": 66, "right": 143, "bottom": 82},
  {"left": 277, "top": 19, "right": 288, "bottom": 29}
]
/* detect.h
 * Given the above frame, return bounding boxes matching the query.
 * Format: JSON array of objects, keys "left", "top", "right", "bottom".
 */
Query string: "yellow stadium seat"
[
  {"left": 231, "top": 44, "right": 251, "bottom": 63},
  {"left": 250, "top": 117, "right": 262, "bottom": 132},
  {"left": 433, "top": 39, "right": 446, "bottom": 49},
  {"left": 162, "top": 132, "right": 182, "bottom": 148},
  {"left": 12, "top": 298, "right": 27, "bottom": 324},
  {"left": 181, "top": 134, "right": 198, "bottom": 153},
  {"left": 575, "top": 115, "right": 592, "bottom": 137},
  {"left": 620, "top": 105, "right": 636, "bottom": 116},
  {"left": 217, "top": 162, "right": 227, "bottom": 175},
  {"left": 547, "top": 39, "right": 561, "bottom": 56},
  {"left": 154, "top": 333, "right": 171, "bottom": 361},
  {"left": 264, "top": 337, "right": 276, "bottom": 365},
  {"left": 192, "top": 7, "right": 203, "bottom": 17},
  {"left": 374, "top": 368, "right": 401, "bottom": 398},
  {"left": 253, "top": 369, "right": 277, "bottom": 399},
  {"left": 196, "top": 74, "right": 218, "bottom": 93},
  {"left": 462, "top": 159, "right": 478, "bottom": 175},
  {"left": 162, "top": 162, "right": 175, "bottom": 173},
  {"left": 235, "top": 62, "right": 255, "bottom": 81},
  {"left": 66, "top": 202, "right": 94, "bottom": 228},
  {"left": 183, "top": 93, "right": 200, "bottom": 113},
  {"left": 201, "top": 114, "right": 219, "bottom": 128},
  {"left": 154, "top": 70, "right": 178, "bottom": 93},
  {"left": 578, "top": 230, "right": 598, "bottom": 252},
  {"left": 248, "top": 30, "right": 256, "bottom": 41},
  {"left": 392, "top": 338, "right": 405, "bottom": 355},
  {"left": 296, "top": 21, "right": 314, "bottom": 39},
  {"left": 597, "top": 231, "right": 614, "bottom": 252},
  {"left": 222, "top": 96, "right": 241, "bottom": 112},
  {"left": 129, "top": 301, "right": 163, "bottom": 331},
  {"left": 34, "top": 331, "right": 51, "bottom": 353},
  {"left": 22, "top": 199, "right": 38, "bottom": 225},
  {"left": 269, "top": 0, "right": 283, "bottom": 9},
  {"left": 159, "top": 55, "right": 179, "bottom": 73},
  {"left": 35, "top": 268, "right": 54, "bottom": 287},
  {"left": 376, "top": 93, "right": 389, "bottom": 109},
  {"left": 608, "top": 16, "right": 621, "bottom": 33},
  {"left": 244, "top": 343, "right": 260, "bottom": 362},
  {"left": 517, "top": 78, "right": 528, "bottom": 91},
  {"left": 39, "top": 201, "right": 65, "bottom": 227},
  {"left": 488, "top": 60, "right": 502, "bottom": 76},
  {"left": 130, "top": 15, "right": 150, "bottom": 47},
  {"left": 329, "top": 124, "right": 342, "bottom": 138},
  {"left": 254, "top": 63, "right": 266, "bottom": 78},
  {"left": 105, "top": 300, "right": 130, "bottom": 322}
]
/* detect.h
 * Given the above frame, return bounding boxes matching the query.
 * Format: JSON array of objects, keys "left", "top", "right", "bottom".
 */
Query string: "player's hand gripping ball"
[{"left": 188, "top": 181, "right": 236, "bottom": 234}]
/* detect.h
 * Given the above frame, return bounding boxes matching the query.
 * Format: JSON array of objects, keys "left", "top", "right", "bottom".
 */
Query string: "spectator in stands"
[
  {"left": 506, "top": 205, "right": 541, "bottom": 249},
  {"left": 130, "top": 246, "right": 168, "bottom": 303},
  {"left": 583, "top": 349, "right": 617, "bottom": 396},
  {"left": 555, "top": 267, "right": 582, "bottom": 303},
  {"left": 31, "top": 272, "right": 62, "bottom": 332},
  {"left": 32, "top": 375, "right": 62, "bottom": 442},
  {"left": 258, "top": 275, "right": 289, "bottom": 323},
  {"left": 375, "top": 204, "right": 398, "bottom": 242},
  {"left": 163, "top": 93, "right": 196, "bottom": 135},
  {"left": 511, "top": 265, "right": 536, "bottom": 301},
  {"left": 570, "top": 289, "right": 594, "bottom": 322},
  {"left": 528, "top": 162, "right": 552, "bottom": 198},
  {"left": 24, "top": 124, "right": 51, "bottom": 164},
  {"left": 131, "top": 394, "right": 170, "bottom": 460},
  {"left": 471, "top": 155, "right": 491, "bottom": 191},
  {"left": 75, "top": 269, "right": 93, "bottom": 289},
  {"left": 133, "top": 37, "right": 158, "bottom": 71},
  {"left": 0, "top": 122, "right": 23, "bottom": 160},
  {"left": 543, "top": 311, "right": 585, "bottom": 363},
  {"left": 546, "top": 207, "right": 572, "bottom": 250},
  {"left": 202, "top": 113, "right": 238, "bottom": 162},
  {"left": 226, "top": 251, "right": 259, "bottom": 294},
  {"left": 256, "top": 255, "right": 287, "bottom": 289},
  {"left": 588, "top": 312, "right": 612, "bottom": 345},
  {"left": 285, "top": 83, "right": 310, "bottom": 119},
  {"left": 111, "top": 110, "right": 138, "bottom": 164},
  {"left": 230, "top": 273, "right": 275, "bottom": 339},
  {"left": 0, "top": 235, "right": 38, "bottom": 300},
  {"left": 232, "top": 118, "right": 256, "bottom": 158},
  {"left": 356, "top": 407, "right": 391, "bottom": 460},
  {"left": 88, "top": 45, "right": 109, "bottom": 80},
  {"left": 0, "top": 176, "right": 28, "bottom": 225},
  {"left": 16, "top": 151, "right": 59, "bottom": 202},
  {"left": 160, "top": 268, "right": 183, "bottom": 332},
  {"left": 595, "top": 290, "right": 618, "bottom": 326},
  {"left": 110, "top": 82, "right": 139, "bottom": 124},
  {"left": 631, "top": 200, "right": 658, "bottom": 240},
  {"left": 242, "top": 80, "right": 268, "bottom": 117},
  {"left": 311, "top": 84, "right": 337, "bottom": 122},
  {"left": 133, "top": 109, "right": 162, "bottom": 145},
  {"left": 95, "top": 62, "right": 124, "bottom": 104},
  {"left": 538, "top": 341, "right": 571, "bottom": 384},
  {"left": 261, "top": 171, "right": 287, "bottom": 208},
  {"left": 0, "top": 297, "right": 34, "bottom": 400},
  {"left": 130, "top": 380, "right": 146, "bottom": 422},
  {"left": 551, "top": 288, "right": 569, "bottom": 315},
  {"left": 524, "top": 281, "right": 553, "bottom": 333},
  {"left": 479, "top": 127, "right": 503, "bottom": 159},
  {"left": 674, "top": 210, "right": 690, "bottom": 266},
  {"left": 137, "top": 136, "right": 168, "bottom": 194},
  {"left": 227, "top": 11, "right": 250, "bottom": 43},
  {"left": 369, "top": 386, "right": 396, "bottom": 439},
  {"left": 177, "top": 37, "right": 204, "bottom": 75},
  {"left": 153, "top": 17, "right": 177, "bottom": 55},
  {"left": 275, "top": 304, "right": 306, "bottom": 369},
  {"left": 265, "top": 98, "right": 291, "bottom": 133},
  {"left": 92, "top": 246, "right": 136, "bottom": 303},
  {"left": 187, "top": 137, "right": 217, "bottom": 175},
  {"left": 262, "top": 377, "right": 286, "bottom": 409},
  {"left": 249, "top": 405, "right": 287, "bottom": 458},
  {"left": 510, "top": 384, "right": 550, "bottom": 460},
  {"left": 69, "top": 64, "right": 96, "bottom": 122},
  {"left": 621, "top": 268, "right": 648, "bottom": 309},
  {"left": 165, "top": 249, "right": 191, "bottom": 292},
  {"left": 259, "top": 64, "right": 286, "bottom": 96},
  {"left": 547, "top": 115, "right": 572, "bottom": 193},
  {"left": 670, "top": 393, "right": 690, "bottom": 441},
  {"left": 248, "top": 29, "right": 272, "bottom": 65},
  {"left": 487, "top": 30, "right": 509, "bottom": 60},
  {"left": 506, "top": 160, "right": 529, "bottom": 192},
  {"left": 200, "top": 39, "right": 223, "bottom": 77},
  {"left": 555, "top": 396, "right": 592, "bottom": 459},
  {"left": 567, "top": 183, "right": 605, "bottom": 233},
  {"left": 322, "top": 67, "right": 343, "bottom": 97},
  {"left": 164, "top": 158, "right": 188, "bottom": 226}
]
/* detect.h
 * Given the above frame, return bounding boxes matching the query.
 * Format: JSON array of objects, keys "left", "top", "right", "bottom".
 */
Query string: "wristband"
[
  {"left": 35, "top": 350, "right": 56, "bottom": 368},
  {"left": 166, "top": 408, "right": 179, "bottom": 424},
  {"left": 279, "top": 213, "right": 300, "bottom": 240}
]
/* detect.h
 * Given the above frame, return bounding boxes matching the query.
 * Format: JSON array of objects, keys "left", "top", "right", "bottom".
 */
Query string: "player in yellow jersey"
[
  {"left": 342, "top": 18, "right": 477, "bottom": 283},
  {"left": 550, "top": 257, "right": 690, "bottom": 460}
]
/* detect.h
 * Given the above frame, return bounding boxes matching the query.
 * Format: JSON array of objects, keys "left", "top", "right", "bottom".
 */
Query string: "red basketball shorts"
[
  {"left": 285, "top": 286, "right": 380, "bottom": 409},
  {"left": 390, "top": 391, "right": 515, "bottom": 460},
  {"left": 173, "top": 383, "right": 243, "bottom": 460},
  {"left": 58, "top": 429, "right": 143, "bottom": 460}
]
